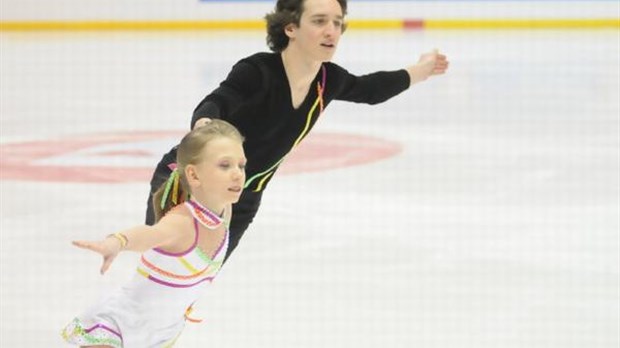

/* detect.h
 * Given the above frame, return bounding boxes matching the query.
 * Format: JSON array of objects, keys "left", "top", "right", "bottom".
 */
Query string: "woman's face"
[{"left": 191, "top": 136, "right": 246, "bottom": 206}]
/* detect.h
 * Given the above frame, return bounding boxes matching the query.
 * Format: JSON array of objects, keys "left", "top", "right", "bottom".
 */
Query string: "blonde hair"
[{"left": 153, "top": 120, "right": 244, "bottom": 221}]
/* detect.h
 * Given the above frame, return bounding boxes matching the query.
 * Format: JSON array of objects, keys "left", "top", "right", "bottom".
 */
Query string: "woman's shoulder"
[
  {"left": 152, "top": 204, "right": 198, "bottom": 253},
  {"left": 171, "top": 202, "right": 191, "bottom": 214},
  {"left": 159, "top": 203, "right": 194, "bottom": 227}
]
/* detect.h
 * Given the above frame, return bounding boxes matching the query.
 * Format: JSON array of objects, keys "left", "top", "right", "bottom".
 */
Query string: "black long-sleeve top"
[{"left": 191, "top": 52, "right": 410, "bottom": 193}]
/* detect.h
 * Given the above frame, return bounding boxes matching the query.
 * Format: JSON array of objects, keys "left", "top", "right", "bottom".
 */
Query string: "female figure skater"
[
  {"left": 146, "top": 0, "right": 449, "bottom": 262},
  {"left": 62, "top": 120, "right": 246, "bottom": 347}
]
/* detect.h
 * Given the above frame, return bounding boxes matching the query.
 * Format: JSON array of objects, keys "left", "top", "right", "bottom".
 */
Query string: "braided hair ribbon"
[{"left": 160, "top": 163, "right": 180, "bottom": 210}]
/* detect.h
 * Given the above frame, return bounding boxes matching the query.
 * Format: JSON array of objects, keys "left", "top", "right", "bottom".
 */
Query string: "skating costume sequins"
[{"left": 61, "top": 200, "right": 229, "bottom": 347}]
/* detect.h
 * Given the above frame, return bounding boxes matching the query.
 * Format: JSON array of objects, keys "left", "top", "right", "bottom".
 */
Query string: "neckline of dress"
[{"left": 186, "top": 200, "right": 224, "bottom": 230}]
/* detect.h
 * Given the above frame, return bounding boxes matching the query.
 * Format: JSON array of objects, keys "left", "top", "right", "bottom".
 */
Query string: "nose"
[
  {"left": 324, "top": 21, "right": 337, "bottom": 37},
  {"left": 231, "top": 167, "right": 244, "bottom": 181}
]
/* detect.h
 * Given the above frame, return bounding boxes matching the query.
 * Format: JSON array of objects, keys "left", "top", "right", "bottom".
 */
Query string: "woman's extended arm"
[{"left": 72, "top": 213, "right": 189, "bottom": 274}]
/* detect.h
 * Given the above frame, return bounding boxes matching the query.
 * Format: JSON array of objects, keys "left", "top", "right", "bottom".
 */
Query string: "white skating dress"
[{"left": 62, "top": 200, "right": 228, "bottom": 347}]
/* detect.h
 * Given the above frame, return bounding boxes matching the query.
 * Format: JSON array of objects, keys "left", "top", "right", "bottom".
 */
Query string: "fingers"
[
  {"left": 432, "top": 66, "right": 448, "bottom": 75},
  {"left": 434, "top": 61, "right": 449, "bottom": 70},
  {"left": 422, "top": 51, "right": 448, "bottom": 67},
  {"left": 72, "top": 240, "right": 108, "bottom": 256},
  {"left": 433, "top": 52, "right": 447, "bottom": 63},
  {"left": 73, "top": 240, "right": 117, "bottom": 275},
  {"left": 432, "top": 54, "right": 449, "bottom": 75},
  {"left": 101, "top": 258, "right": 112, "bottom": 275},
  {"left": 428, "top": 49, "right": 445, "bottom": 58},
  {"left": 100, "top": 253, "right": 119, "bottom": 275},
  {"left": 193, "top": 117, "right": 212, "bottom": 129},
  {"left": 72, "top": 240, "right": 99, "bottom": 251}
]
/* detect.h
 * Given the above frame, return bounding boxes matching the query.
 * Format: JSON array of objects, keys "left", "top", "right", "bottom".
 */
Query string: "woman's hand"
[{"left": 72, "top": 237, "right": 123, "bottom": 275}]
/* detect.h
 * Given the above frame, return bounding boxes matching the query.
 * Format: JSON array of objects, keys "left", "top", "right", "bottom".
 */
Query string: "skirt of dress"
[{"left": 61, "top": 277, "right": 188, "bottom": 347}]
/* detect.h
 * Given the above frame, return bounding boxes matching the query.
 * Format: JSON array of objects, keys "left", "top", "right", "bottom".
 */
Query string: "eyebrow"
[
  {"left": 217, "top": 156, "right": 247, "bottom": 162},
  {"left": 309, "top": 14, "right": 344, "bottom": 20}
]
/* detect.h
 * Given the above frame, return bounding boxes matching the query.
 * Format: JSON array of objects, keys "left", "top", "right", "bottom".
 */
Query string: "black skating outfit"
[{"left": 146, "top": 52, "right": 410, "bottom": 261}]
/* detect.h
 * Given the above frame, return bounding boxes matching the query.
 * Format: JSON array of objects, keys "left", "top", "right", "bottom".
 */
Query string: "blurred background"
[{"left": 1, "top": 1, "right": 619, "bottom": 347}]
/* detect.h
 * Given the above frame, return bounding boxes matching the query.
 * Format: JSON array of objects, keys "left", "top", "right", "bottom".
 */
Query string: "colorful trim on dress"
[
  {"left": 61, "top": 318, "right": 123, "bottom": 348},
  {"left": 141, "top": 253, "right": 212, "bottom": 280},
  {"left": 136, "top": 267, "right": 215, "bottom": 288},
  {"left": 137, "top": 202, "right": 228, "bottom": 288},
  {"left": 186, "top": 200, "right": 224, "bottom": 229},
  {"left": 184, "top": 302, "right": 203, "bottom": 323}
]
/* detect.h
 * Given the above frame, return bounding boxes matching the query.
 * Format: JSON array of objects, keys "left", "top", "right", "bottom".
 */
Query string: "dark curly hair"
[{"left": 265, "top": 0, "right": 348, "bottom": 52}]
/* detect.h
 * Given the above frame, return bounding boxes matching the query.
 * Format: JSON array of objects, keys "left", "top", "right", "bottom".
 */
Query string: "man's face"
[{"left": 287, "top": 0, "right": 344, "bottom": 62}]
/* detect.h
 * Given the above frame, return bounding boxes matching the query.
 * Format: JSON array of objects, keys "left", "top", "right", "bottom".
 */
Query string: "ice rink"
[{"left": 1, "top": 28, "right": 619, "bottom": 347}]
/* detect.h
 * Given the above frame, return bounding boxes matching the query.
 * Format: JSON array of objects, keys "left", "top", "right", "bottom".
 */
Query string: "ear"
[
  {"left": 284, "top": 23, "right": 297, "bottom": 39},
  {"left": 185, "top": 165, "right": 201, "bottom": 188}
]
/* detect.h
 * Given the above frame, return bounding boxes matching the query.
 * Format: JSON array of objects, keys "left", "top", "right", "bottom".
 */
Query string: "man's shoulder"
[
  {"left": 232, "top": 52, "right": 282, "bottom": 81},
  {"left": 241, "top": 51, "right": 278, "bottom": 64},
  {"left": 323, "top": 61, "right": 346, "bottom": 73}
]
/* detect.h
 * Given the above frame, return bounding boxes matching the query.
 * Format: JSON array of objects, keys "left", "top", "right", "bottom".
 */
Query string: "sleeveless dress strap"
[{"left": 152, "top": 217, "right": 199, "bottom": 256}]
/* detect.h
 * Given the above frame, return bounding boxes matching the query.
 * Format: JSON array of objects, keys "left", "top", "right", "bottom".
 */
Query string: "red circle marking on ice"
[{"left": 0, "top": 131, "right": 401, "bottom": 183}]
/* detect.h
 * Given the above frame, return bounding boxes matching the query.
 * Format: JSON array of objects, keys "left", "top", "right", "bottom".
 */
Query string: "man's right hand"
[{"left": 193, "top": 117, "right": 212, "bottom": 129}]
